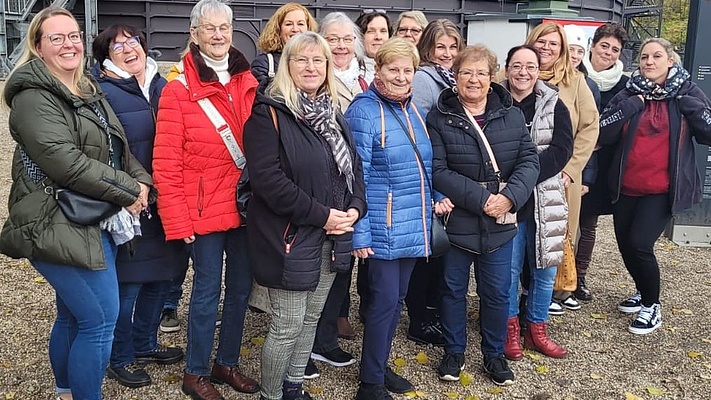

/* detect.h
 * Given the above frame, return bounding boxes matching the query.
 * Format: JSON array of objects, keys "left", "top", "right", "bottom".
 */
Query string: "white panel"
[{"left": 466, "top": 19, "right": 529, "bottom": 72}]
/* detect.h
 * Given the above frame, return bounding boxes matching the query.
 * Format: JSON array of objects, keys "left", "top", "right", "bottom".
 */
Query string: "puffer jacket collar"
[
  {"left": 436, "top": 82, "right": 513, "bottom": 123},
  {"left": 182, "top": 43, "right": 251, "bottom": 100}
]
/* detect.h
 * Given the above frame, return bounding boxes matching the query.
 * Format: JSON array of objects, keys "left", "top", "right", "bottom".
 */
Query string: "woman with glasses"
[
  {"left": 0, "top": 7, "right": 153, "bottom": 400},
  {"left": 251, "top": 3, "right": 318, "bottom": 92},
  {"left": 320, "top": 12, "right": 367, "bottom": 111},
  {"left": 500, "top": 45, "right": 573, "bottom": 361},
  {"left": 355, "top": 9, "right": 391, "bottom": 84},
  {"left": 153, "top": 1, "right": 260, "bottom": 399},
  {"left": 428, "top": 45, "right": 538, "bottom": 386},
  {"left": 244, "top": 31, "right": 366, "bottom": 400},
  {"left": 525, "top": 22, "right": 599, "bottom": 315},
  {"left": 393, "top": 10, "right": 428, "bottom": 45},
  {"left": 90, "top": 24, "right": 188, "bottom": 388}
]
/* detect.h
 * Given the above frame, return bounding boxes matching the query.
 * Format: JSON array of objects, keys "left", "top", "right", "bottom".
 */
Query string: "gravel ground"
[{"left": 1, "top": 82, "right": 711, "bottom": 400}]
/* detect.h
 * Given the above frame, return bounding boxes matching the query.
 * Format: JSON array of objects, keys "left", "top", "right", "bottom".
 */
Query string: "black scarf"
[
  {"left": 434, "top": 63, "right": 457, "bottom": 88},
  {"left": 626, "top": 63, "right": 690, "bottom": 100}
]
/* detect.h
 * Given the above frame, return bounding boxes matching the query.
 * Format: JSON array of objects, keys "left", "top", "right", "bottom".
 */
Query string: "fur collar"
[{"left": 189, "top": 43, "right": 250, "bottom": 82}]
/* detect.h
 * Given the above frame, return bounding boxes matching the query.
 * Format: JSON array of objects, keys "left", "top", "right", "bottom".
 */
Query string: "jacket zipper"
[
  {"left": 283, "top": 222, "right": 297, "bottom": 254},
  {"left": 197, "top": 176, "right": 204, "bottom": 217},
  {"left": 386, "top": 192, "right": 393, "bottom": 228},
  {"left": 101, "top": 177, "right": 140, "bottom": 197},
  {"left": 402, "top": 106, "right": 430, "bottom": 257}
]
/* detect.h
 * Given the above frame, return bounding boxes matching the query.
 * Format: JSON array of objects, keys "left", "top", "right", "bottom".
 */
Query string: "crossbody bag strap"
[
  {"left": 175, "top": 74, "right": 247, "bottom": 169},
  {"left": 267, "top": 53, "right": 275, "bottom": 79},
  {"left": 462, "top": 107, "right": 500, "bottom": 179}
]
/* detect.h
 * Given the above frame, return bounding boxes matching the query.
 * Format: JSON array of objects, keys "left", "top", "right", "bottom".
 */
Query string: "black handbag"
[
  {"left": 51, "top": 187, "right": 121, "bottom": 226},
  {"left": 236, "top": 167, "right": 250, "bottom": 225},
  {"left": 382, "top": 101, "right": 450, "bottom": 258}
]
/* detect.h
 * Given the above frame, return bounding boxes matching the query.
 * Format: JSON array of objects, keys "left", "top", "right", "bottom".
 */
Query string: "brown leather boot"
[
  {"left": 211, "top": 363, "right": 260, "bottom": 394},
  {"left": 182, "top": 373, "right": 224, "bottom": 400},
  {"left": 523, "top": 321, "right": 567, "bottom": 358},
  {"left": 504, "top": 316, "right": 523, "bottom": 361},
  {"left": 337, "top": 316, "right": 356, "bottom": 340}
]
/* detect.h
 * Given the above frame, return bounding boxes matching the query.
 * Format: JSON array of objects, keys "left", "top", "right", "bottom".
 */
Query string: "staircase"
[{"left": 623, "top": 0, "right": 664, "bottom": 68}]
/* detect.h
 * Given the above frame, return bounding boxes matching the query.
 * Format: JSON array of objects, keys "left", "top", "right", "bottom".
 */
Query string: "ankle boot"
[
  {"left": 504, "top": 316, "right": 523, "bottom": 361},
  {"left": 182, "top": 373, "right": 225, "bottom": 400},
  {"left": 523, "top": 321, "right": 567, "bottom": 358}
]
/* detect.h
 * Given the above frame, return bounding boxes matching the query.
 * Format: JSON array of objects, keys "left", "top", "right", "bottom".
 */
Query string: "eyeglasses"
[
  {"left": 362, "top": 9, "right": 386, "bottom": 15},
  {"left": 110, "top": 36, "right": 141, "bottom": 54},
  {"left": 324, "top": 35, "right": 355, "bottom": 45},
  {"left": 397, "top": 27, "right": 422, "bottom": 35},
  {"left": 534, "top": 38, "right": 560, "bottom": 49},
  {"left": 195, "top": 23, "right": 232, "bottom": 35},
  {"left": 508, "top": 64, "right": 538, "bottom": 73},
  {"left": 457, "top": 70, "right": 491, "bottom": 80},
  {"left": 290, "top": 56, "right": 327, "bottom": 67},
  {"left": 44, "top": 31, "right": 83, "bottom": 46}
]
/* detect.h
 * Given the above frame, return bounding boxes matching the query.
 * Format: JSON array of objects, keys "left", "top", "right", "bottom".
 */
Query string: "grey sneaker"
[
  {"left": 159, "top": 308, "right": 180, "bottom": 333},
  {"left": 618, "top": 292, "right": 642, "bottom": 313}
]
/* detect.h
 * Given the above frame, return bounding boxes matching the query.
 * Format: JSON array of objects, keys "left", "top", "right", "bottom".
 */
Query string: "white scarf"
[
  {"left": 201, "top": 51, "right": 231, "bottom": 85},
  {"left": 583, "top": 56, "right": 624, "bottom": 92},
  {"left": 334, "top": 58, "right": 362, "bottom": 91},
  {"left": 102, "top": 57, "right": 159, "bottom": 101}
]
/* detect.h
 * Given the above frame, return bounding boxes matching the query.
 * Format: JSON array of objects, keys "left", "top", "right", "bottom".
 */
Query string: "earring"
[
  {"left": 488, "top": 87, "right": 493, "bottom": 94},
  {"left": 452, "top": 86, "right": 458, "bottom": 94}
]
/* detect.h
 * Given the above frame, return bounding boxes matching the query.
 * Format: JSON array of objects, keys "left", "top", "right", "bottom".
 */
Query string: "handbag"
[
  {"left": 50, "top": 187, "right": 121, "bottom": 226},
  {"left": 381, "top": 101, "right": 450, "bottom": 258},
  {"left": 554, "top": 230, "right": 577, "bottom": 292},
  {"left": 462, "top": 108, "right": 517, "bottom": 225}
]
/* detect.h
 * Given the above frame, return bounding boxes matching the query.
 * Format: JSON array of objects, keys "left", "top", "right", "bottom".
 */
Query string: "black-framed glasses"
[
  {"left": 397, "top": 27, "right": 422, "bottom": 35},
  {"left": 361, "top": 9, "right": 386, "bottom": 15},
  {"left": 110, "top": 36, "right": 141, "bottom": 54},
  {"left": 44, "top": 31, "right": 83, "bottom": 46}
]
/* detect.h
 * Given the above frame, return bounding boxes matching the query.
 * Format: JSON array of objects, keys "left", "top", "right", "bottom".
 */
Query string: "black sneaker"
[
  {"left": 106, "top": 363, "right": 151, "bottom": 388},
  {"left": 618, "top": 292, "right": 642, "bottom": 313},
  {"left": 574, "top": 277, "right": 593, "bottom": 301},
  {"left": 311, "top": 348, "right": 356, "bottom": 367},
  {"left": 437, "top": 353, "right": 465, "bottom": 381},
  {"left": 284, "top": 388, "right": 313, "bottom": 400},
  {"left": 135, "top": 345, "right": 184, "bottom": 365},
  {"left": 304, "top": 359, "right": 320, "bottom": 380},
  {"left": 483, "top": 355, "right": 514, "bottom": 386},
  {"left": 384, "top": 367, "right": 413, "bottom": 394},
  {"left": 407, "top": 320, "right": 445, "bottom": 347},
  {"left": 354, "top": 383, "right": 394, "bottom": 400},
  {"left": 548, "top": 299, "right": 565, "bottom": 316},
  {"left": 159, "top": 308, "right": 180, "bottom": 333},
  {"left": 628, "top": 303, "right": 662, "bottom": 335},
  {"left": 560, "top": 295, "right": 581, "bottom": 310}
]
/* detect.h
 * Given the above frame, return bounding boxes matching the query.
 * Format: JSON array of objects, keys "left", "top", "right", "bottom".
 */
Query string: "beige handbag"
[{"left": 248, "top": 280, "right": 271, "bottom": 314}]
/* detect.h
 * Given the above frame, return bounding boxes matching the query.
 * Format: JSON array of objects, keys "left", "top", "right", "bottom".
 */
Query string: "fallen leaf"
[
  {"left": 459, "top": 371, "right": 472, "bottom": 387},
  {"left": 5, "top": 393, "right": 15, "bottom": 400},
  {"left": 608, "top": 271, "right": 619, "bottom": 276},
  {"left": 240, "top": 346, "right": 250, "bottom": 357},
  {"left": 535, "top": 365, "right": 549, "bottom": 374},
  {"left": 688, "top": 351, "right": 704, "bottom": 359},
  {"left": 465, "top": 396, "right": 481, "bottom": 400},
  {"left": 415, "top": 352, "right": 429, "bottom": 365},
  {"left": 164, "top": 373, "right": 181, "bottom": 384},
  {"left": 625, "top": 392, "right": 643, "bottom": 400},
  {"left": 0, "top": 362, "right": 11, "bottom": 369},
  {"left": 582, "top": 331, "right": 592, "bottom": 338},
  {"left": 250, "top": 336, "right": 265, "bottom": 346},
  {"left": 647, "top": 386, "right": 665, "bottom": 395},
  {"left": 671, "top": 307, "right": 693, "bottom": 315},
  {"left": 32, "top": 276, "right": 46, "bottom": 284},
  {"left": 619, "top": 284, "right": 628, "bottom": 289},
  {"left": 666, "top": 327, "right": 678, "bottom": 333},
  {"left": 487, "top": 387, "right": 504, "bottom": 394},
  {"left": 670, "top": 259, "right": 680, "bottom": 266},
  {"left": 404, "top": 391, "right": 427, "bottom": 398},
  {"left": 590, "top": 373, "right": 602, "bottom": 380},
  {"left": 525, "top": 351, "right": 541, "bottom": 361},
  {"left": 306, "top": 387, "right": 323, "bottom": 394},
  {"left": 590, "top": 313, "right": 607, "bottom": 320},
  {"left": 404, "top": 391, "right": 418, "bottom": 399},
  {"left": 443, "top": 392, "right": 459, "bottom": 398},
  {"left": 394, "top": 358, "right": 407, "bottom": 367}
]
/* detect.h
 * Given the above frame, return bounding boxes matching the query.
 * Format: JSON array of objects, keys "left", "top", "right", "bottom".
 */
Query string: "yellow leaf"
[
  {"left": 0, "top": 362, "right": 11, "bottom": 369},
  {"left": 465, "top": 396, "right": 481, "bottom": 400},
  {"left": 32, "top": 277, "right": 46, "bottom": 284},
  {"left": 670, "top": 259, "right": 680, "bottom": 266},
  {"left": 625, "top": 392, "right": 643, "bottom": 400},
  {"left": 608, "top": 271, "right": 619, "bottom": 276},
  {"left": 701, "top": 338, "right": 711, "bottom": 344},
  {"left": 306, "top": 387, "right": 323, "bottom": 394},
  {"left": 240, "top": 346, "right": 250, "bottom": 357},
  {"left": 487, "top": 387, "right": 504, "bottom": 394},
  {"left": 394, "top": 366, "right": 403, "bottom": 375},
  {"left": 163, "top": 373, "right": 181, "bottom": 384},
  {"left": 590, "top": 313, "right": 607, "bottom": 320},
  {"left": 459, "top": 371, "right": 472, "bottom": 387},
  {"left": 394, "top": 358, "right": 407, "bottom": 367},
  {"left": 415, "top": 391, "right": 426, "bottom": 398},
  {"left": 672, "top": 307, "right": 693, "bottom": 315},
  {"left": 443, "top": 392, "right": 459, "bottom": 398},
  {"left": 688, "top": 351, "right": 704, "bottom": 359},
  {"left": 666, "top": 326, "right": 678, "bottom": 332},
  {"left": 646, "top": 387, "right": 665, "bottom": 395},
  {"left": 590, "top": 373, "right": 602, "bottom": 380},
  {"left": 415, "top": 352, "right": 429, "bottom": 365},
  {"left": 619, "top": 284, "right": 628, "bottom": 289},
  {"left": 5, "top": 393, "right": 16, "bottom": 400},
  {"left": 525, "top": 351, "right": 541, "bottom": 361},
  {"left": 404, "top": 391, "right": 418, "bottom": 399},
  {"left": 535, "top": 365, "right": 549, "bottom": 374},
  {"left": 583, "top": 331, "right": 592, "bottom": 338},
  {"left": 250, "top": 336, "right": 265, "bottom": 345}
]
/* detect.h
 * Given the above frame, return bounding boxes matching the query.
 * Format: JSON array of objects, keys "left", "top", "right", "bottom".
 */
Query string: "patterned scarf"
[
  {"left": 297, "top": 89, "right": 354, "bottom": 193},
  {"left": 626, "top": 63, "right": 690, "bottom": 100},
  {"left": 434, "top": 63, "right": 457, "bottom": 88},
  {"left": 582, "top": 57, "right": 624, "bottom": 92},
  {"left": 373, "top": 77, "right": 411, "bottom": 103}
]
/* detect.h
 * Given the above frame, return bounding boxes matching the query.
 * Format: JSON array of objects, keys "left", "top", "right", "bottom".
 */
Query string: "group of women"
[{"left": 1, "top": 1, "right": 710, "bottom": 400}]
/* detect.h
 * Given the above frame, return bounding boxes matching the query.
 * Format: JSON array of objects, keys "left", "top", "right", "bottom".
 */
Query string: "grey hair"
[
  {"left": 190, "top": 0, "right": 233, "bottom": 28},
  {"left": 393, "top": 10, "right": 428, "bottom": 32},
  {"left": 319, "top": 12, "right": 365, "bottom": 60}
]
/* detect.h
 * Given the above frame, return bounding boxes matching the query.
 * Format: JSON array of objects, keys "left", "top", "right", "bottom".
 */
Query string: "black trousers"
[
  {"left": 613, "top": 193, "right": 672, "bottom": 307},
  {"left": 404, "top": 257, "right": 442, "bottom": 328}
]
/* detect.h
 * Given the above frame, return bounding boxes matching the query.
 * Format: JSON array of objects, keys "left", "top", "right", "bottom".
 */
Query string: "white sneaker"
[
  {"left": 561, "top": 295, "right": 581, "bottom": 310},
  {"left": 618, "top": 292, "right": 642, "bottom": 313},
  {"left": 628, "top": 303, "right": 662, "bottom": 335},
  {"left": 548, "top": 300, "right": 565, "bottom": 316}
]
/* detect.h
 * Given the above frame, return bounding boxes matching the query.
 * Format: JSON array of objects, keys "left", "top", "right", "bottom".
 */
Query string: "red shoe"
[
  {"left": 504, "top": 316, "right": 523, "bottom": 361},
  {"left": 523, "top": 321, "right": 567, "bottom": 358},
  {"left": 210, "top": 364, "right": 260, "bottom": 394}
]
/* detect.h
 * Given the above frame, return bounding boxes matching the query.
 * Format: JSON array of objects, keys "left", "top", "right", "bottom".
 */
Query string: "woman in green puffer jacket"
[{"left": 0, "top": 7, "right": 152, "bottom": 400}]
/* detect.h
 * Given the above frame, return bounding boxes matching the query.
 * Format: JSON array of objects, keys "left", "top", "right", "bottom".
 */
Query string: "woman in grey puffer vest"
[{"left": 501, "top": 45, "right": 574, "bottom": 361}]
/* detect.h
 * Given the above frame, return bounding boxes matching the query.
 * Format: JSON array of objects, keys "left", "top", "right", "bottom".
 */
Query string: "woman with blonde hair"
[
  {"left": 1, "top": 6, "right": 152, "bottom": 400},
  {"left": 244, "top": 31, "right": 366, "bottom": 400},
  {"left": 251, "top": 2, "right": 318, "bottom": 91},
  {"left": 525, "top": 22, "right": 599, "bottom": 314},
  {"left": 393, "top": 10, "right": 428, "bottom": 44}
]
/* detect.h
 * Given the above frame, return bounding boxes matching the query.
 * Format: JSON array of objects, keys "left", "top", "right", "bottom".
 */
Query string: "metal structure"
[{"left": 622, "top": 0, "right": 663, "bottom": 68}]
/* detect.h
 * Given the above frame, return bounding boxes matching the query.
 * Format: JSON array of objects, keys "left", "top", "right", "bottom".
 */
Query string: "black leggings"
[{"left": 613, "top": 194, "right": 672, "bottom": 307}]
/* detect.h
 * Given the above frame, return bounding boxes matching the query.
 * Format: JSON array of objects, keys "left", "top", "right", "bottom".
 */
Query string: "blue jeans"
[
  {"left": 359, "top": 258, "right": 416, "bottom": 385},
  {"left": 440, "top": 241, "right": 513, "bottom": 358},
  {"left": 185, "top": 228, "right": 252, "bottom": 375},
  {"left": 508, "top": 221, "right": 557, "bottom": 323},
  {"left": 111, "top": 280, "right": 170, "bottom": 367},
  {"left": 164, "top": 265, "right": 188, "bottom": 311},
  {"left": 32, "top": 231, "right": 119, "bottom": 400}
]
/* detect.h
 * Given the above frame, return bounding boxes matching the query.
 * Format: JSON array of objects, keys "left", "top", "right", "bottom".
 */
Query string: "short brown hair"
[
  {"left": 417, "top": 19, "right": 464, "bottom": 66},
  {"left": 452, "top": 45, "right": 498, "bottom": 78},
  {"left": 592, "top": 22, "right": 628, "bottom": 48},
  {"left": 93, "top": 24, "right": 148, "bottom": 66},
  {"left": 375, "top": 37, "right": 419, "bottom": 69},
  {"left": 257, "top": 3, "right": 318, "bottom": 53}
]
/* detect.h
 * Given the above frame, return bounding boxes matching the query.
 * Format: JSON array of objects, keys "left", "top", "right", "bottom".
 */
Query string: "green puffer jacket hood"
[{"left": 0, "top": 59, "right": 153, "bottom": 270}]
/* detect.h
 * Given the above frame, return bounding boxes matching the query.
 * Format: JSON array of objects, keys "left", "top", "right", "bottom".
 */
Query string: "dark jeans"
[
  {"left": 613, "top": 194, "right": 671, "bottom": 307},
  {"left": 164, "top": 262, "right": 189, "bottom": 311},
  {"left": 576, "top": 214, "right": 599, "bottom": 278},
  {"left": 440, "top": 241, "right": 513, "bottom": 357},
  {"left": 185, "top": 228, "right": 252, "bottom": 375},
  {"left": 313, "top": 265, "right": 353, "bottom": 353},
  {"left": 405, "top": 258, "right": 442, "bottom": 328},
  {"left": 32, "top": 231, "right": 119, "bottom": 400},
  {"left": 359, "top": 258, "right": 416, "bottom": 385},
  {"left": 111, "top": 280, "right": 170, "bottom": 367}
]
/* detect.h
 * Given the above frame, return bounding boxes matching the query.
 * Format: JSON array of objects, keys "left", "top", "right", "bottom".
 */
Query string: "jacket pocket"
[
  {"left": 283, "top": 222, "right": 297, "bottom": 254},
  {"left": 386, "top": 192, "right": 393, "bottom": 228},
  {"left": 281, "top": 224, "right": 323, "bottom": 291},
  {"left": 330, "top": 233, "right": 354, "bottom": 273},
  {"left": 197, "top": 176, "right": 205, "bottom": 217}
]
